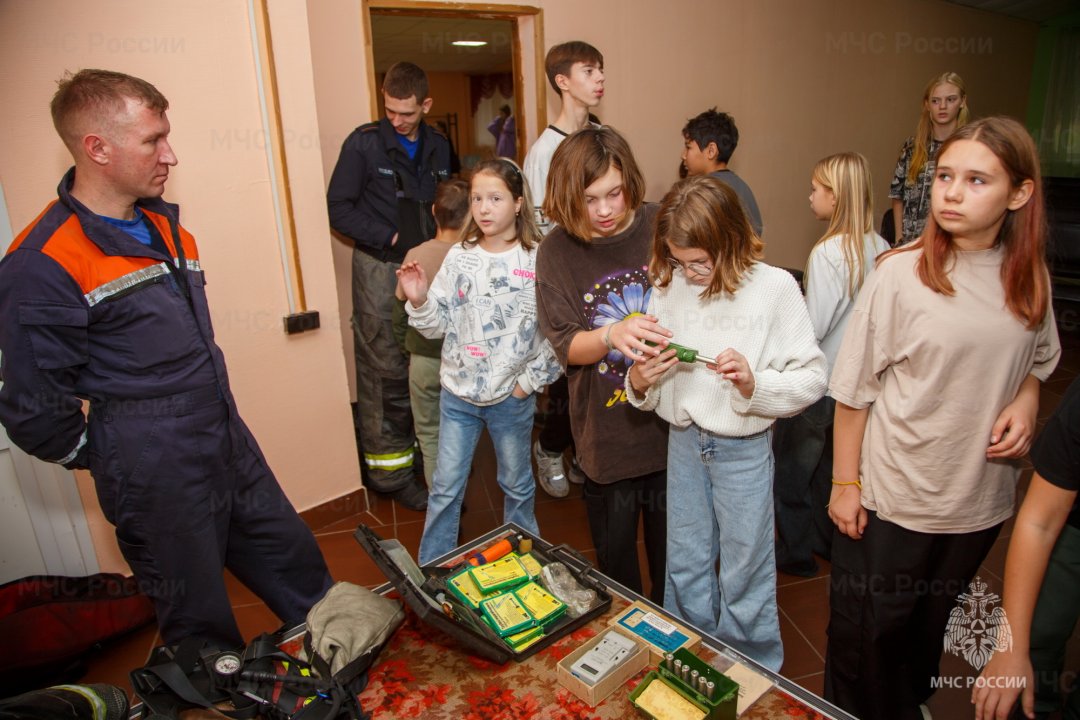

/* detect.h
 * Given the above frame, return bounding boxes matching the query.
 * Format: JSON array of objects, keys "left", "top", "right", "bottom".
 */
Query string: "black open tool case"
[{"left": 354, "top": 523, "right": 613, "bottom": 664}]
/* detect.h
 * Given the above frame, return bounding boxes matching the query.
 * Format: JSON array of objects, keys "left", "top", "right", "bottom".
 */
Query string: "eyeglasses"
[{"left": 666, "top": 257, "right": 713, "bottom": 276}]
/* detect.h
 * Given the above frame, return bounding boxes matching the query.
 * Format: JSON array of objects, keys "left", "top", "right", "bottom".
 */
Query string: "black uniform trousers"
[{"left": 88, "top": 384, "right": 333, "bottom": 648}]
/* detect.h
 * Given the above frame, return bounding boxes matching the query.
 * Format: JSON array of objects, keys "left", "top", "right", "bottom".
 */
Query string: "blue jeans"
[
  {"left": 664, "top": 423, "right": 783, "bottom": 672},
  {"left": 418, "top": 389, "right": 540, "bottom": 565}
]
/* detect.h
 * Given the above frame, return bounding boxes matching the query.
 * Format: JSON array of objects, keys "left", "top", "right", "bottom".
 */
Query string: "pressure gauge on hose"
[{"left": 212, "top": 651, "right": 243, "bottom": 680}]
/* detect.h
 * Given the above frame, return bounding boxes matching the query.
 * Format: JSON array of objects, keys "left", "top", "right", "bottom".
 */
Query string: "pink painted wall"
[
  {"left": 310, "top": 0, "right": 1037, "bottom": 362},
  {"left": 0, "top": 0, "right": 1039, "bottom": 572},
  {"left": 536, "top": 0, "right": 1037, "bottom": 270},
  {"left": 0, "top": 0, "right": 360, "bottom": 572}
]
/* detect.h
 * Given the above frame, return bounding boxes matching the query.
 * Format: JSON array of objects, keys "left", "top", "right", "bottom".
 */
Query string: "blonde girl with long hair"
[
  {"left": 772, "top": 152, "right": 888, "bottom": 578},
  {"left": 889, "top": 71, "right": 970, "bottom": 244}
]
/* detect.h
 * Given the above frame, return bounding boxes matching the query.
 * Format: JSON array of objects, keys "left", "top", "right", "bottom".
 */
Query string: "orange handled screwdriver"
[{"left": 467, "top": 535, "right": 521, "bottom": 566}]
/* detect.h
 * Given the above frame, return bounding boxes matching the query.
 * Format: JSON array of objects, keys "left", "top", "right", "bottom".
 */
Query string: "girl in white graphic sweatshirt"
[{"left": 400, "top": 159, "right": 561, "bottom": 564}]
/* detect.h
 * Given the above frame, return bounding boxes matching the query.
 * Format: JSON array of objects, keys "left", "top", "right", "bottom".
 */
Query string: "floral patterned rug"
[{"left": 342, "top": 595, "right": 831, "bottom": 720}]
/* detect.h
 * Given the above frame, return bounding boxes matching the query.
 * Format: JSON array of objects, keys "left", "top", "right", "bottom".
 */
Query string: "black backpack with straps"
[{"left": 130, "top": 633, "right": 365, "bottom": 720}]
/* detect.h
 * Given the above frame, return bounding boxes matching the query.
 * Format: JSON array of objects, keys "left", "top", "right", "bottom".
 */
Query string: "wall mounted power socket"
[{"left": 283, "top": 310, "right": 320, "bottom": 335}]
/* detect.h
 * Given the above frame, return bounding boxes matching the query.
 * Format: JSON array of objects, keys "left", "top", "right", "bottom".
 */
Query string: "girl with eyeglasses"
[
  {"left": 625, "top": 175, "right": 827, "bottom": 671},
  {"left": 889, "top": 71, "right": 970, "bottom": 245}
]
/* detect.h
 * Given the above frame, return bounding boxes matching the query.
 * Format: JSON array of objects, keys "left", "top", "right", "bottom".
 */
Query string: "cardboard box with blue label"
[{"left": 607, "top": 601, "right": 701, "bottom": 665}]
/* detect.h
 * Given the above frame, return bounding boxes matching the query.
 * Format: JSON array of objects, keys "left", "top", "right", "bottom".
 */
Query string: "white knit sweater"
[{"left": 626, "top": 263, "right": 827, "bottom": 436}]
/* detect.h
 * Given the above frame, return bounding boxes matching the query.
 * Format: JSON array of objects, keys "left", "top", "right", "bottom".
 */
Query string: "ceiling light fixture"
[{"left": 451, "top": 40, "right": 488, "bottom": 47}]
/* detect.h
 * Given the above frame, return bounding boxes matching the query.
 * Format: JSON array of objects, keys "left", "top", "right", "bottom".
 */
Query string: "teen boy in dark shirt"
[{"left": 681, "top": 108, "right": 764, "bottom": 236}]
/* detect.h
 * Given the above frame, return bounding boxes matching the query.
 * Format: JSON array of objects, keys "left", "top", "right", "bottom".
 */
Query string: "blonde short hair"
[{"left": 51, "top": 69, "right": 168, "bottom": 152}]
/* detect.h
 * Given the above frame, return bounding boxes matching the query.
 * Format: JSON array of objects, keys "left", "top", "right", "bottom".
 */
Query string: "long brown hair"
[
  {"left": 543, "top": 127, "right": 645, "bottom": 241},
  {"left": 906, "top": 71, "right": 969, "bottom": 186},
  {"left": 883, "top": 116, "right": 1048, "bottom": 329},
  {"left": 460, "top": 159, "right": 543, "bottom": 251},
  {"left": 651, "top": 175, "right": 763, "bottom": 298}
]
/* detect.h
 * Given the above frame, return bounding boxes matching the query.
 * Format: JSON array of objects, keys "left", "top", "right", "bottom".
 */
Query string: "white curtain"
[{"left": 472, "top": 93, "right": 515, "bottom": 166}]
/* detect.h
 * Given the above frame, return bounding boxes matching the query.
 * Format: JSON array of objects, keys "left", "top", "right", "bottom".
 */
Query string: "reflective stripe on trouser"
[
  {"left": 352, "top": 247, "right": 416, "bottom": 493},
  {"left": 365, "top": 448, "right": 415, "bottom": 472}
]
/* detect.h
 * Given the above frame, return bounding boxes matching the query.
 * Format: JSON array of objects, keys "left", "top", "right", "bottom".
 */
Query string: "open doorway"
[{"left": 365, "top": 3, "right": 545, "bottom": 172}]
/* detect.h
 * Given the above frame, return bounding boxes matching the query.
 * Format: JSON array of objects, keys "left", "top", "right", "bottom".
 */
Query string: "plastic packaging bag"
[{"left": 539, "top": 562, "right": 597, "bottom": 618}]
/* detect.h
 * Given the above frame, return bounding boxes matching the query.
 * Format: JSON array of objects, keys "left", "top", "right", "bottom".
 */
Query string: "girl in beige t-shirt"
[{"left": 824, "top": 117, "right": 1061, "bottom": 719}]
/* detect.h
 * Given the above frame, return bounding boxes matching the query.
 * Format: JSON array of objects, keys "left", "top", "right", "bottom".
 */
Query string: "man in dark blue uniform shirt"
[
  {"left": 327, "top": 62, "right": 450, "bottom": 510},
  {"left": 0, "top": 69, "right": 332, "bottom": 648}
]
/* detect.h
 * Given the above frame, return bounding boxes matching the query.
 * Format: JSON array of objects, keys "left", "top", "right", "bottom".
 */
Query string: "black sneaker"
[{"left": 393, "top": 482, "right": 429, "bottom": 512}]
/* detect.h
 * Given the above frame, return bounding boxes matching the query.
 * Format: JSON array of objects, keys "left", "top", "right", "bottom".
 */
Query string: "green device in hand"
[{"left": 646, "top": 340, "right": 713, "bottom": 365}]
